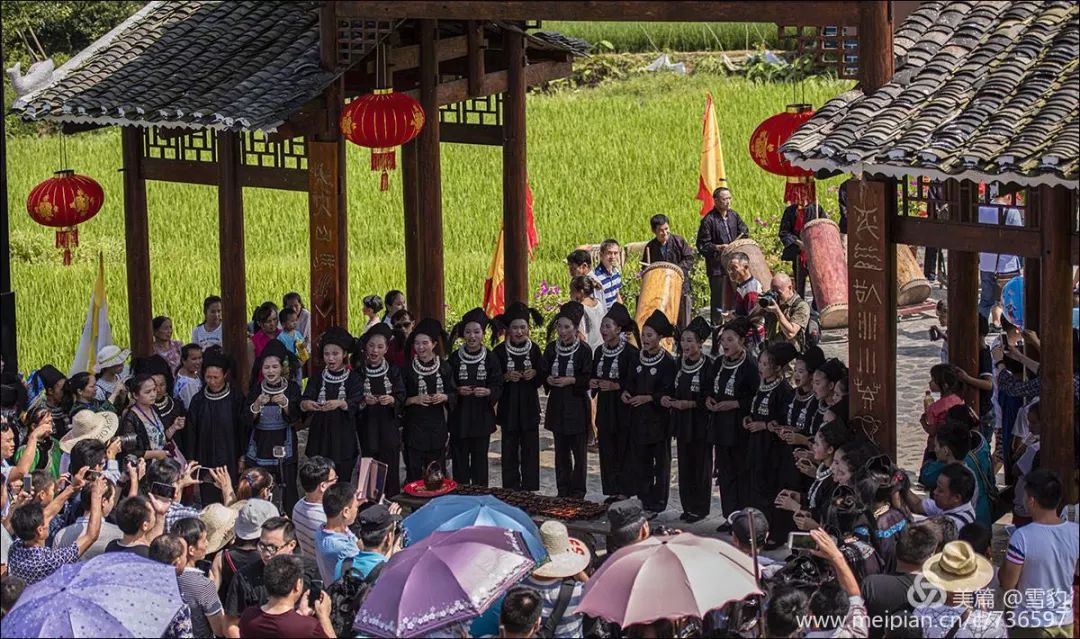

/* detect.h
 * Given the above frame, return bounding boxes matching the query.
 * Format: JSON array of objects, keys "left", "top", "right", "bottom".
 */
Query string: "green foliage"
[
  {"left": 545, "top": 21, "right": 783, "bottom": 53},
  {"left": 7, "top": 75, "right": 851, "bottom": 371}
]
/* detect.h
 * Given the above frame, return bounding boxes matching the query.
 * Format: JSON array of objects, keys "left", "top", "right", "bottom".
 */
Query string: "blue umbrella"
[
  {"left": 2, "top": 552, "right": 185, "bottom": 638},
  {"left": 402, "top": 494, "right": 549, "bottom": 563}
]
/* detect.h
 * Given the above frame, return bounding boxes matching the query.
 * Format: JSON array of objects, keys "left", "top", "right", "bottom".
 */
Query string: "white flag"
[{"left": 70, "top": 252, "right": 114, "bottom": 376}]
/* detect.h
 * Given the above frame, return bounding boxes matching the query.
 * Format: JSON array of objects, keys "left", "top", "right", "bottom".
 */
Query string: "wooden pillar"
[
  {"left": 846, "top": 178, "right": 897, "bottom": 458},
  {"left": 402, "top": 140, "right": 422, "bottom": 316},
  {"left": 1038, "top": 186, "right": 1076, "bottom": 503},
  {"left": 417, "top": 18, "right": 445, "bottom": 324},
  {"left": 858, "top": 1, "right": 893, "bottom": 93},
  {"left": 1023, "top": 203, "right": 1040, "bottom": 358},
  {"left": 947, "top": 181, "right": 981, "bottom": 409},
  {"left": 308, "top": 139, "right": 347, "bottom": 366},
  {"left": 217, "top": 131, "right": 249, "bottom": 390},
  {"left": 121, "top": 127, "right": 153, "bottom": 357},
  {"left": 502, "top": 28, "right": 528, "bottom": 308}
]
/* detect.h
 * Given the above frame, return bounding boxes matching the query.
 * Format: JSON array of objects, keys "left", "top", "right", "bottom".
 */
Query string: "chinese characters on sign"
[
  {"left": 308, "top": 141, "right": 343, "bottom": 347},
  {"left": 846, "top": 179, "right": 895, "bottom": 456}
]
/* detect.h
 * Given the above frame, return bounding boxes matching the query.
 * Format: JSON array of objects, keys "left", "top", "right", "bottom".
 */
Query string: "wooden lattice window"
[
  {"left": 336, "top": 19, "right": 396, "bottom": 68},
  {"left": 241, "top": 131, "right": 308, "bottom": 170},
  {"left": 898, "top": 176, "right": 954, "bottom": 222},
  {"left": 143, "top": 127, "right": 217, "bottom": 162},
  {"left": 778, "top": 24, "right": 859, "bottom": 79},
  {"left": 438, "top": 93, "right": 503, "bottom": 127}
]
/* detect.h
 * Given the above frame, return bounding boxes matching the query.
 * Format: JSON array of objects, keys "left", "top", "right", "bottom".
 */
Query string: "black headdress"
[
  {"left": 546, "top": 301, "right": 585, "bottom": 341},
  {"left": 603, "top": 302, "right": 640, "bottom": 347},
  {"left": 643, "top": 309, "right": 675, "bottom": 339}
]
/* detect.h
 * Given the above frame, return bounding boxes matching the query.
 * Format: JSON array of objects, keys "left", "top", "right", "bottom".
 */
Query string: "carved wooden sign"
[
  {"left": 308, "top": 140, "right": 344, "bottom": 357},
  {"left": 845, "top": 178, "right": 897, "bottom": 456}
]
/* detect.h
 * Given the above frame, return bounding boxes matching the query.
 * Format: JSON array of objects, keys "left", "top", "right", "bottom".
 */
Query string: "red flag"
[
  {"left": 526, "top": 177, "right": 539, "bottom": 257},
  {"left": 696, "top": 94, "right": 728, "bottom": 216}
]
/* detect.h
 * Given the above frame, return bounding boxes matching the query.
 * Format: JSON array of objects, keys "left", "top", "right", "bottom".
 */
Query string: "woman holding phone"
[
  {"left": 245, "top": 340, "right": 302, "bottom": 511},
  {"left": 188, "top": 349, "right": 247, "bottom": 504}
]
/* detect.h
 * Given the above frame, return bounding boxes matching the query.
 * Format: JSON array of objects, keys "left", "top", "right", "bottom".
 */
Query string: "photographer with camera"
[
  {"left": 239, "top": 554, "right": 334, "bottom": 638},
  {"left": 752, "top": 273, "right": 811, "bottom": 353}
]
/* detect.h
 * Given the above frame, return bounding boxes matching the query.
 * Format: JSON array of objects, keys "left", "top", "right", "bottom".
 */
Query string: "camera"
[
  {"left": 116, "top": 433, "right": 139, "bottom": 455},
  {"left": 758, "top": 290, "right": 779, "bottom": 308}
]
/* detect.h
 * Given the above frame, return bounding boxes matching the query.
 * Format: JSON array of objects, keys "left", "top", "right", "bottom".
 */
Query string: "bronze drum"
[
  {"left": 896, "top": 245, "right": 932, "bottom": 307},
  {"left": 800, "top": 218, "right": 848, "bottom": 329}
]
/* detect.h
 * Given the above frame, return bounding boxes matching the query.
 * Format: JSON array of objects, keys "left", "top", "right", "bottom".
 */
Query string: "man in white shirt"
[
  {"left": 291, "top": 456, "right": 336, "bottom": 562},
  {"left": 976, "top": 193, "right": 1023, "bottom": 329},
  {"left": 902, "top": 462, "right": 978, "bottom": 531},
  {"left": 999, "top": 468, "right": 1079, "bottom": 636}
]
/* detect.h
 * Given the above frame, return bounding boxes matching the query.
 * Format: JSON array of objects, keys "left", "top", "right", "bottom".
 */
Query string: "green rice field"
[
  {"left": 544, "top": 21, "right": 783, "bottom": 52},
  {"left": 7, "top": 73, "right": 852, "bottom": 371}
]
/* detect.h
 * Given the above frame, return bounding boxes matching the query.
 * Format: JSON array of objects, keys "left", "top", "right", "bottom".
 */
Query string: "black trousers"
[
  {"left": 791, "top": 260, "right": 818, "bottom": 312},
  {"left": 450, "top": 436, "right": 490, "bottom": 486},
  {"left": 708, "top": 275, "right": 730, "bottom": 325},
  {"left": 598, "top": 421, "right": 632, "bottom": 497},
  {"left": 368, "top": 444, "right": 402, "bottom": 498},
  {"left": 405, "top": 446, "right": 446, "bottom": 483},
  {"left": 924, "top": 246, "right": 940, "bottom": 279},
  {"left": 677, "top": 439, "right": 711, "bottom": 517},
  {"left": 331, "top": 456, "right": 358, "bottom": 488},
  {"left": 635, "top": 439, "right": 672, "bottom": 512},
  {"left": 713, "top": 444, "right": 748, "bottom": 517},
  {"left": 502, "top": 429, "right": 540, "bottom": 491},
  {"left": 553, "top": 433, "right": 588, "bottom": 498}
]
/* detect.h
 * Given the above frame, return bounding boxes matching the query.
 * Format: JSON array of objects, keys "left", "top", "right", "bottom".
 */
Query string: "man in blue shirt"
[
  {"left": 593, "top": 239, "right": 623, "bottom": 309},
  {"left": 349, "top": 503, "right": 402, "bottom": 578},
  {"left": 314, "top": 482, "right": 360, "bottom": 583}
]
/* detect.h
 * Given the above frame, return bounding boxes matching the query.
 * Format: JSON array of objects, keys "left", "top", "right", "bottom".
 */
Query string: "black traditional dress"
[
  {"left": 670, "top": 355, "right": 711, "bottom": 518},
  {"left": 625, "top": 348, "right": 676, "bottom": 512},
  {"left": 153, "top": 394, "right": 188, "bottom": 457},
  {"left": 542, "top": 339, "right": 592, "bottom": 498},
  {"left": 188, "top": 383, "right": 247, "bottom": 504},
  {"left": 402, "top": 357, "right": 457, "bottom": 481},
  {"left": 447, "top": 346, "right": 502, "bottom": 487},
  {"left": 771, "top": 387, "right": 815, "bottom": 544},
  {"left": 747, "top": 377, "right": 794, "bottom": 524},
  {"left": 244, "top": 379, "right": 303, "bottom": 511},
  {"left": 302, "top": 367, "right": 364, "bottom": 481},
  {"left": 805, "top": 397, "right": 831, "bottom": 438},
  {"left": 493, "top": 339, "right": 545, "bottom": 491},
  {"left": 356, "top": 359, "right": 406, "bottom": 497},
  {"left": 592, "top": 340, "right": 637, "bottom": 498},
  {"left": 705, "top": 351, "right": 758, "bottom": 516}
]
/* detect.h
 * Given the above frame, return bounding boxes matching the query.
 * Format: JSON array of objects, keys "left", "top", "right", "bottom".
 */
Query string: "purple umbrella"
[
  {"left": 2, "top": 552, "right": 185, "bottom": 638},
  {"left": 355, "top": 526, "right": 536, "bottom": 638}
]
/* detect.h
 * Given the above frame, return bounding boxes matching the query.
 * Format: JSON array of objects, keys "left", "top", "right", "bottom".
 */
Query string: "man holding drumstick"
[
  {"left": 696, "top": 187, "right": 749, "bottom": 325},
  {"left": 641, "top": 214, "right": 695, "bottom": 330}
]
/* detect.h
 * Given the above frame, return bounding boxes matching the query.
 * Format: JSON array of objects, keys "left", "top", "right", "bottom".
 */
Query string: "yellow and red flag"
[
  {"left": 696, "top": 93, "right": 728, "bottom": 216},
  {"left": 483, "top": 178, "right": 539, "bottom": 317}
]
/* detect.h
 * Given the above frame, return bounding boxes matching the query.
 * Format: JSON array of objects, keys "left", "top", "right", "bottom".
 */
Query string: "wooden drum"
[
  {"left": 635, "top": 262, "right": 684, "bottom": 351},
  {"left": 800, "top": 218, "right": 848, "bottom": 329},
  {"left": 896, "top": 245, "right": 932, "bottom": 307},
  {"left": 721, "top": 238, "right": 773, "bottom": 288}
]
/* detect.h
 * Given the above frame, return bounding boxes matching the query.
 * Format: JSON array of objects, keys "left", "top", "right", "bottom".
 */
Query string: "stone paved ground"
[{"left": 482, "top": 291, "right": 946, "bottom": 540}]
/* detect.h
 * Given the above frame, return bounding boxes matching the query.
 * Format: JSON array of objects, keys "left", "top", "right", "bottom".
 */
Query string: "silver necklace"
[
  {"left": 556, "top": 339, "right": 579, "bottom": 377},
  {"left": 205, "top": 383, "right": 230, "bottom": 401},
  {"left": 721, "top": 352, "right": 747, "bottom": 370},
  {"left": 601, "top": 341, "right": 624, "bottom": 379},
  {"left": 362, "top": 359, "right": 389, "bottom": 396},
  {"left": 318, "top": 367, "right": 349, "bottom": 404},
  {"left": 753, "top": 377, "right": 782, "bottom": 416},
  {"left": 413, "top": 357, "right": 444, "bottom": 395},
  {"left": 261, "top": 379, "right": 287, "bottom": 396},
  {"left": 457, "top": 346, "right": 488, "bottom": 382},
  {"left": 759, "top": 377, "right": 783, "bottom": 393},
  {"left": 639, "top": 349, "right": 664, "bottom": 367},
  {"left": 505, "top": 339, "right": 532, "bottom": 372},
  {"left": 678, "top": 356, "right": 705, "bottom": 393}
]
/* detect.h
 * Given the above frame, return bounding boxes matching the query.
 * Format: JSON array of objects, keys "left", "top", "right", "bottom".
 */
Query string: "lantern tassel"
[
  {"left": 55, "top": 227, "right": 79, "bottom": 266},
  {"left": 784, "top": 177, "right": 816, "bottom": 205}
]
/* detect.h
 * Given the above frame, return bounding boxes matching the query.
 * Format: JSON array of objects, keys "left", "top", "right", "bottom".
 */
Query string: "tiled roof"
[
  {"left": 783, "top": 0, "right": 1079, "bottom": 190},
  {"left": 12, "top": 1, "right": 333, "bottom": 132}
]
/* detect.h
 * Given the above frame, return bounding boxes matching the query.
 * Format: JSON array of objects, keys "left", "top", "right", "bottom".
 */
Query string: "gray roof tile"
[{"left": 783, "top": 0, "right": 1078, "bottom": 189}]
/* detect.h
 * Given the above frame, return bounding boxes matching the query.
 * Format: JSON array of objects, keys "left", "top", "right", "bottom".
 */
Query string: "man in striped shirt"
[
  {"left": 291, "top": 456, "right": 337, "bottom": 562},
  {"left": 593, "top": 239, "right": 623, "bottom": 309}
]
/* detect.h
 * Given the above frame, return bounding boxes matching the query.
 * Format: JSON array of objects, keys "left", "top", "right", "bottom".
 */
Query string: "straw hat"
[
  {"left": 59, "top": 409, "right": 120, "bottom": 453},
  {"left": 532, "top": 521, "right": 591, "bottom": 579},
  {"left": 200, "top": 501, "right": 245, "bottom": 554},
  {"left": 94, "top": 345, "right": 131, "bottom": 372},
  {"left": 921, "top": 541, "right": 994, "bottom": 593}
]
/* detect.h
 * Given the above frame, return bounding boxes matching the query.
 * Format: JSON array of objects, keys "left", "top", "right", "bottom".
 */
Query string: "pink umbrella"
[{"left": 575, "top": 533, "right": 762, "bottom": 627}]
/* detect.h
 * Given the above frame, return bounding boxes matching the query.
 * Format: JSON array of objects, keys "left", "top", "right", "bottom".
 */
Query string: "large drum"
[
  {"left": 635, "top": 261, "right": 684, "bottom": 351},
  {"left": 721, "top": 238, "right": 773, "bottom": 290},
  {"left": 896, "top": 245, "right": 932, "bottom": 307},
  {"left": 800, "top": 218, "right": 848, "bottom": 329}
]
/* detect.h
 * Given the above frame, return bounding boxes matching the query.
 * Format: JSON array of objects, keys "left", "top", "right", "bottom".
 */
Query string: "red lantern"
[
  {"left": 26, "top": 170, "right": 104, "bottom": 265},
  {"left": 340, "top": 89, "right": 425, "bottom": 191},
  {"left": 749, "top": 103, "right": 816, "bottom": 204}
]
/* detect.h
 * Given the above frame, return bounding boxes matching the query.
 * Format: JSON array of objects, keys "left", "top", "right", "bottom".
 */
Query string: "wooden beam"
[
  {"left": 893, "top": 217, "right": 1044, "bottom": 259},
  {"left": 402, "top": 60, "right": 572, "bottom": 105},
  {"left": 417, "top": 18, "right": 446, "bottom": 324},
  {"left": 1038, "top": 185, "right": 1076, "bottom": 503},
  {"left": 440, "top": 122, "right": 503, "bottom": 145},
  {"left": 502, "top": 28, "right": 528, "bottom": 307},
  {"left": 143, "top": 158, "right": 308, "bottom": 191},
  {"left": 467, "top": 21, "right": 486, "bottom": 96},
  {"left": 337, "top": 1, "right": 856, "bottom": 26},
  {"left": 857, "top": 1, "right": 893, "bottom": 93},
  {"left": 379, "top": 35, "right": 471, "bottom": 72},
  {"left": 846, "top": 178, "right": 897, "bottom": 458},
  {"left": 402, "top": 140, "right": 422, "bottom": 319},
  {"left": 319, "top": 1, "right": 336, "bottom": 70},
  {"left": 946, "top": 182, "right": 981, "bottom": 410},
  {"left": 217, "top": 131, "right": 249, "bottom": 390},
  {"left": 238, "top": 166, "right": 309, "bottom": 192},
  {"left": 121, "top": 127, "right": 154, "bottom": 357}
]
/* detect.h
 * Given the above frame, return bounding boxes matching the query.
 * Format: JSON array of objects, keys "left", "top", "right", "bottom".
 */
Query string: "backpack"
[
  {"left": 326, "top": 559, "right": 385, "bottom": 638},
  {"left": 805, "top": 309, "right": 821, "bottom": 349}
]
